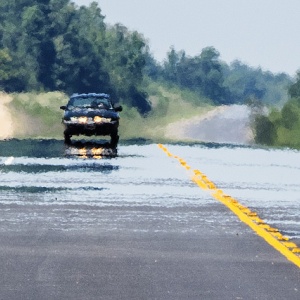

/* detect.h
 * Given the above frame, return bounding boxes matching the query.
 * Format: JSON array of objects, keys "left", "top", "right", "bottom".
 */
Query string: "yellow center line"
[{"left": 157, "top": 144, "right": 300, "bottom": 268}]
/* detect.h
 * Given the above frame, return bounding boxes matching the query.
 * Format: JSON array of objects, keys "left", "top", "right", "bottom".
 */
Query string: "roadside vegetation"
[
  {"left": 0, "top": 0, "right": 299, "bottom": 147},
  {"left": 254, "top": 73, "right": 300, "bottom": 149},
  {"left": 7, "top": 92, "right": 67, "bottom": 138},
  {"left": 5, "top": 82, "right": 212, "bottom": 140}
]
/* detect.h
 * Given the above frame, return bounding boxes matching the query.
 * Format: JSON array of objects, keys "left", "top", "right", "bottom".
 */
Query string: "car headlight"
[
  {"left": 78, "top": 116, "right": 88, "bottom": 124},
  {"left": 70, "top": 117, "right": 78, "bottom": 122},
  {"left": 94, "top": 116, "right": 111, "bottom": 123},
  {"left": 91, "top": 147, "right": 104, "bottom": 155}
]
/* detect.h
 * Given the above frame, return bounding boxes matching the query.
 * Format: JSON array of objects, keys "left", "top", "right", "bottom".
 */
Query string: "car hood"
[{"left": 64, "top": 108, "right": 119, "bottom": 119}]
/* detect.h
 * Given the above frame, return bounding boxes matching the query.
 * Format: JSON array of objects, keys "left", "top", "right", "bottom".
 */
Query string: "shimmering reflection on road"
[
  {"left": 166, "top": 143, "right": 300, "bottom": 241},
  {"left": 0, "top": 140, "right": 299, "bottom": 243},
  {"left": 0, "top": 140, "right": 219, "bottom": 233},
  {"left": 64, "top": 140, "right": 118, "bottom": 158}
]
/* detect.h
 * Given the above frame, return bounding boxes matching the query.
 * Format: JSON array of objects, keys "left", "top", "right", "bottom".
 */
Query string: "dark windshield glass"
[{"left": 67, "top": 97, "right": 112, "bottom": 109}]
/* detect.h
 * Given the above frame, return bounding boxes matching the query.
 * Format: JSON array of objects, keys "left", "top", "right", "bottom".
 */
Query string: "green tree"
[
  {"left": 254, "top": 115, "right": 277, "bottom": 145},
  {"left": 0, "top": 48, "right": 12, "bottom": 82},
  {"left": 21, "top": 3, "right": 57, "bottom": 89},
  {"left": 163, "top": 47, "right": 181, "bottom": 82},
  {"left": 223, "top": 60, "right": 290, "bottom": 106},
  {"left": 162, "top": 46, "right": 228, "bottom": 104},
  {"left": 105, "top": 24, "right": 151, "bottom": 113},
  {"left": 199, "top": 47, "right": 228, "bottom": 103},
  {"left": 143, "top": 51, "right": 163, "bottom": 80},
  {"left": 281, "top": 101, "right": 299, "bottom": 129},
  {"left": 53, "top": 2, "right": 110, "bottom": 94},
  {"left": 289, "top": 71, "right": 300, "bottom": 98}
]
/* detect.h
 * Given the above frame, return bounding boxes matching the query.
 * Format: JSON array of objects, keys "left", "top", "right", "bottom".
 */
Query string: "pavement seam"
[{"left": 158, "top": 144, "right": 300, "bottom": 268}]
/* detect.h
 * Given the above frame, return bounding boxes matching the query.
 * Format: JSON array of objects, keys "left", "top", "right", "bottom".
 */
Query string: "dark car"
[{"left": 60, "top": 93, "right": 122, "bottom": 145}]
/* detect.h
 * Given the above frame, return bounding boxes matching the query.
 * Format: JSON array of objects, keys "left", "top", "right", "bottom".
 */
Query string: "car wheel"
[
  {"left": 110, "top": 133, "right": 119, "bottom": 148},
  {"left": 64, "top": 132, "right": 71, "bottom": 144}
]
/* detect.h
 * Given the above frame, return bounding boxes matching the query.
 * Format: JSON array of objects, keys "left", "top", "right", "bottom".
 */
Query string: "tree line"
[
  {"left": 255, "top": 73, "right": 300, "bottom": 148},
  {"left": 0, "top": 0, "right": 294, "bottom": 114},
  {"left": 0, "top": 0, "right": 151, "bottom": 113},
  {"left": 146, "top": 46, "right": 292, "bottom": 106}
]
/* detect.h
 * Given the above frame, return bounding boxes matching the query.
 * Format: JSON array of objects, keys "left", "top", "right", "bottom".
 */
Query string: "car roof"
[{"left": 70, "top": 93, "right": 110, "bottom": 99}]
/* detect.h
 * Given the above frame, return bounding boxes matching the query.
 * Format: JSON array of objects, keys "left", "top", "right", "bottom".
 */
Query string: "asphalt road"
[
  {"left": 166, "top": 105, "right": 254, "bottom": 145},
  {"left": 0, "top": 139, "right": 299, "bottom": 299}
]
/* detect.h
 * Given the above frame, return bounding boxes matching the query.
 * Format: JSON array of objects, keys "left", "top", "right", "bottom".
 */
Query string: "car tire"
[
  {"left": 64, "top": 131, "right": 71, "bottom": 144},
  {"left": 110, "top": 132, "right": 119, "bottom": 148}
]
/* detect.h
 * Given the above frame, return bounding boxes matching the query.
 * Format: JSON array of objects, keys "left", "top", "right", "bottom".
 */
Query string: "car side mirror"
[
  {"left": 113, "top": 104, "right": 123, "bottom": 112},
  {"left": 60, "top": 105, "right": 67, "bottom": 110}
]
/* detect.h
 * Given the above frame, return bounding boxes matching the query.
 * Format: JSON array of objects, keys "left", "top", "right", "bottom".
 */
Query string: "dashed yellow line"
[{"left": 158, "top": 144, "right": 300, "bottom": 268}]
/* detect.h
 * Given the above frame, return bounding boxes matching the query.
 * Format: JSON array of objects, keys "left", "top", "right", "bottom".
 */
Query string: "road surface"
[
  {"left": 165, "top": 105, "right": 254, "bottom": 144},
  {"left": 0, "top": 139, "right": 299, "bottom": 299}
]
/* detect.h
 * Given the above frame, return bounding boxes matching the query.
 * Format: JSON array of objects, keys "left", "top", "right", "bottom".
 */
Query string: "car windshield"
[{"left": 68, "top": 97, "right": 112, "bottom": 109}]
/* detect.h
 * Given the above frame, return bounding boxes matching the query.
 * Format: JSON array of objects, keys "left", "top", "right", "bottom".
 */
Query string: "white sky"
[{"left": 73, "top": 0, "right": 300, "bottom": 76}]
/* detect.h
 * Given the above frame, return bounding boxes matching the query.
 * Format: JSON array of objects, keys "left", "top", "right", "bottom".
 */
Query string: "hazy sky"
[{"left": 73, "top": 0, "right": 300, "bottom": 76}]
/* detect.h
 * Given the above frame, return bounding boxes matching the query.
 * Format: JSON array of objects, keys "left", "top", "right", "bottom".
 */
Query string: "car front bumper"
[{"left": 63, "top": 120, "right": 119, "bottom": 136}]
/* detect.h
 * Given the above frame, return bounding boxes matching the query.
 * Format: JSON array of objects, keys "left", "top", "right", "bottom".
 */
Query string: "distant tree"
[
  {"left": 0, "top": 0, "right": 151, "bottom": 113},
  {"left": 254, "top": 115, "right": 277, "bottom": 145},
  {"left": 223, "top": 61, "right": 265, "bottom": 103},
  {"left": 289, "top": 71, "right": 300, "bottom": 98},
  {"left": 143, "top": 51, "right": 163, "bottom": 79},
  {"left": 176, "top": 52, "right": 202, "bottom": 92},
  {"left": 223, "top": 60, "right": 291, "bottom": 106},
  {"left": 162, "top": 46, "right": 228, "bottom": 104},
  {"left": 0, "top": 49, "right": 12, "bottom": 82},
  {"left": 105, "top": 24, "right": 151, "bottom": 113},
  {"left": 198, "top": 47, "right": 228, "bottom": 103},
  {"left": 281, "top": 101, "right": 299, "bottom": 129},
  {"left": 0, "top": 0, "right": 292, "bottom": 115},
  {"left": 53, "top": 3, "right": 110, "bottom": 94},
  {"left": 21, "top": 2, "right": 57, "bottom": 89},
  {"left": 163, "top": 47, "right": 181, "bottom": 82},
  {"left": 253, "top": 74, "right": 300, "bottom": 148}
]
